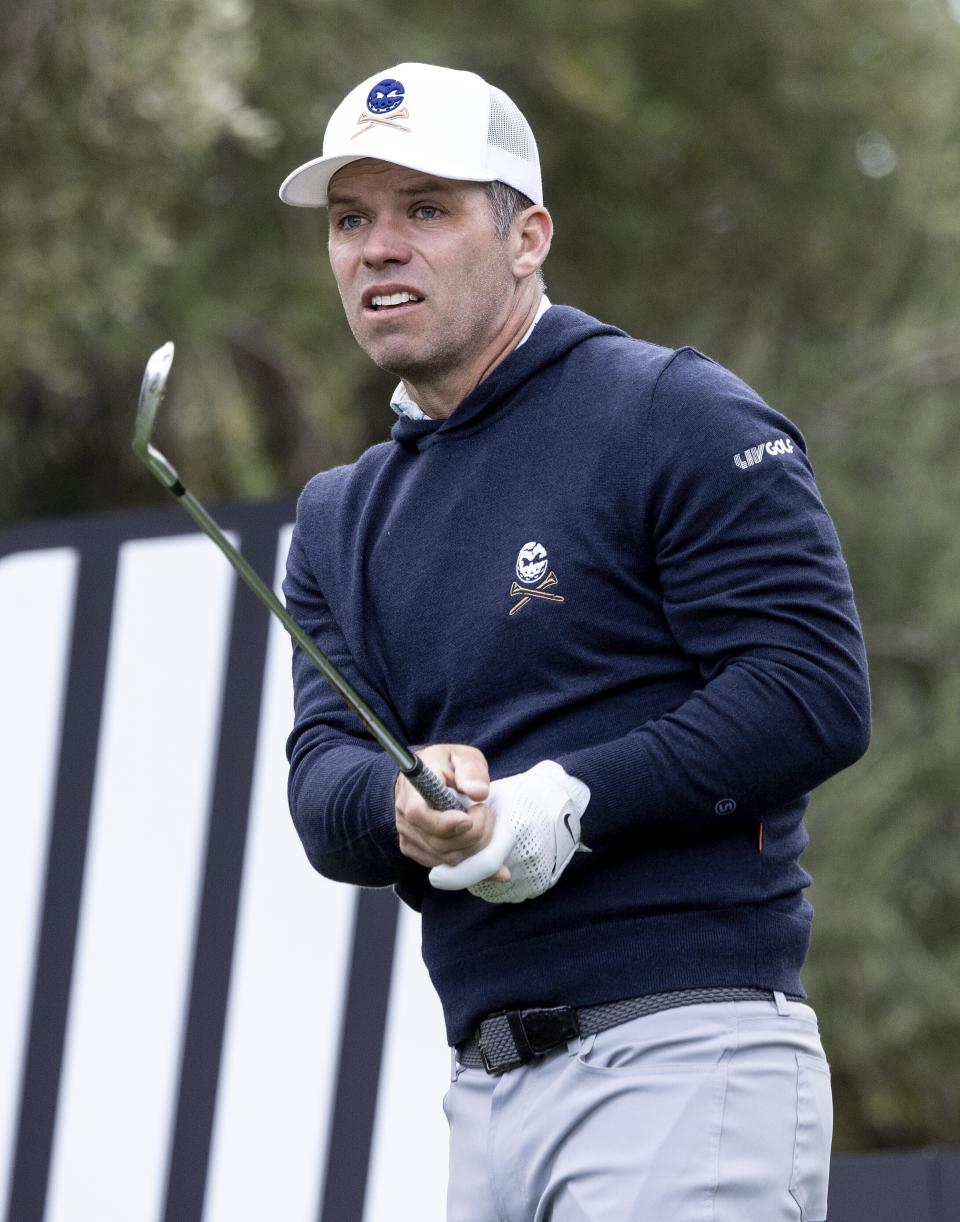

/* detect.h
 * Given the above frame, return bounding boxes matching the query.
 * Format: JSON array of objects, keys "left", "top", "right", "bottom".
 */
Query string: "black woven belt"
[{"left": 456, "top": 987, "right": 803, "bottom": 1075}]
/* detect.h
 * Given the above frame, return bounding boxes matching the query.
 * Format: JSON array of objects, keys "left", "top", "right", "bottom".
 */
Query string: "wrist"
[{"left": 527, "top": 760, "right": 591, "bottom": 816}]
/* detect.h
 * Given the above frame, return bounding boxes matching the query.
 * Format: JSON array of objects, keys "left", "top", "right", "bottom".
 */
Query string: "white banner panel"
[
  {"left": 0, "top": 548, "right": 78, "bottom": 1213},
  {"left": 364, "top": 904, "right": 451, "bottom": 1222},
  {"left": 205, "top": 526, "right": 356, "bottom": 1222}
]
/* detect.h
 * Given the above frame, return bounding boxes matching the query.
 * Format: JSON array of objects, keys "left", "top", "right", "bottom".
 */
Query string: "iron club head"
[{"left": 133, "top": 342, "right": 175, "bottom": 457}]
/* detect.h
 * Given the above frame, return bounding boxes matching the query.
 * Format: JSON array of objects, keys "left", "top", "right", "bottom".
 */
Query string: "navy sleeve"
[
  {"left": 557, "top": 348, "right": 870, "bottom": 841},
  {"left": 283, "top": 483, "right": 422, "bottom": 889}
]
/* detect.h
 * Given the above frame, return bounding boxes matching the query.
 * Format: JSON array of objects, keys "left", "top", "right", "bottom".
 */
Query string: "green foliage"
[{"left": 2, "top": 0, "right": 959, "bottom": 1151}]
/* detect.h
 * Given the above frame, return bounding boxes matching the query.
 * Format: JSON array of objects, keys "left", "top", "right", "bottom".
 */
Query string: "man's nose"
[{"left": 361, "top": 217, "right": 412, "bottom": 268}]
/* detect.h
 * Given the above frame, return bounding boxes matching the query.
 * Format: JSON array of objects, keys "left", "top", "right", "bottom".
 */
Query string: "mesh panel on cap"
[{"left": 486, "top": 86, "right": 535, "bottom": 162}]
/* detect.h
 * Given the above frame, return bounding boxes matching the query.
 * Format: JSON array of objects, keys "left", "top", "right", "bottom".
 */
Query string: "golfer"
[{"left": 280, "top": 62, "right": 870, "bottom": 1221}]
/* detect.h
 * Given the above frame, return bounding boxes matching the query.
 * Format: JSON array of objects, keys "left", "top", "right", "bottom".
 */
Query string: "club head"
[{"left": 133, "top": 342, "right": 175, "bottom": 457}]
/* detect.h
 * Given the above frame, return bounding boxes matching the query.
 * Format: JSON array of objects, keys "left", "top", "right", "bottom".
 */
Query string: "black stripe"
[
  {"left": 160, "top": 518, "right": 279, "bottom": 1222},
  {"left": 0, "top": 497, "right": 297, "bottom": 558},
  {"left": 318, "top": 888, "right": 400, "bottom": 1222},
  {"left": 4, "top": 539, "right": 119, "bottom": 1222}
]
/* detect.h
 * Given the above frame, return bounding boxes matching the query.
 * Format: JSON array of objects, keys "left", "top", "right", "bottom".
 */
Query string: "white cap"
[{"left": 278, "top": 63, "right": 542, "bottom": 207}]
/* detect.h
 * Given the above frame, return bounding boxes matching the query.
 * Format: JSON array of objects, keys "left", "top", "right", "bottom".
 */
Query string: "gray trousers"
[{"left": 444, "top": 993, "right": 831, "bottom": 1222}]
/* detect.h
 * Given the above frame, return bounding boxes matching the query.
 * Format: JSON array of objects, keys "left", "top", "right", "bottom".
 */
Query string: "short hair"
[
  {"left": 484, "top": 180, "right": 534, "bottom": 238},
  {"left": 483, "top": 180, "right": 547, "bottom": 289}
]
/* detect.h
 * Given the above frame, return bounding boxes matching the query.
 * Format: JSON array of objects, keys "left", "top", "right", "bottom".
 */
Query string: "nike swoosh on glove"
[{"left": 428, "top": 761, "right": 590, "bottom": 903}]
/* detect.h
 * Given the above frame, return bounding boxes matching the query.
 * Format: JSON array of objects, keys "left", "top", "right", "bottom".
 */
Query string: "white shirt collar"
[{"left": 389, "top": 295, "right": 553, "bottom": 422}]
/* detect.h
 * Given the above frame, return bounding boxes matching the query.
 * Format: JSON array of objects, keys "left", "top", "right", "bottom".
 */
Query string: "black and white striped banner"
[
  {"left": 6, "top": 502, "right": 950, "bottom": 1222},
  {"left": 1, "top": 502, "right": 449, "bottom": 1222}
]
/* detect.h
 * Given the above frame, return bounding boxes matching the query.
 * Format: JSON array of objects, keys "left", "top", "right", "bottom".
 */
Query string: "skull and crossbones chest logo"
[{"left": 509, "top": 541, "right": 565, "bottom": 616}]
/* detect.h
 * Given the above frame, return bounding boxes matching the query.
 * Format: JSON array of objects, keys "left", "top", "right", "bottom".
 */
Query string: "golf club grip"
[{"left": 407, "top": 760, "right": 471, "bottom": 812}]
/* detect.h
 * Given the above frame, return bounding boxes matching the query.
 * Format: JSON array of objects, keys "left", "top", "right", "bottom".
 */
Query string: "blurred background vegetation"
[{"left": 2, "top": 0, "right": 958, "bottom": 1154}]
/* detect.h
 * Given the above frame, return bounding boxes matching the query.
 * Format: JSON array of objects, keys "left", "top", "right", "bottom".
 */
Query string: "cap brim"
[{"left": 278, "top": 151, "right": 498, "bottom": 208}]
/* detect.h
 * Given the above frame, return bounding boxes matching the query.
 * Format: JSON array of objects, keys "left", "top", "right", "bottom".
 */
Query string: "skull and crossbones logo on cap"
[{"left": 353, "top": 77, "right": 411, "bottom": 137}]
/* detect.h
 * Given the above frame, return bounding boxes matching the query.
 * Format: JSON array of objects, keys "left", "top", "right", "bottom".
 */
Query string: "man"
[{"left": 280, "top": 62, "right": 870, "bottom": 1221}]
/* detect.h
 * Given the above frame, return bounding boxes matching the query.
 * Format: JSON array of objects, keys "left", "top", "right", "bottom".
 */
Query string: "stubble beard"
[
  {"left": 341, "top": 240, "right": 518, "bottom": 395},
  {"left": 353, "top": 296, "right": 504, "bottom": 389}
]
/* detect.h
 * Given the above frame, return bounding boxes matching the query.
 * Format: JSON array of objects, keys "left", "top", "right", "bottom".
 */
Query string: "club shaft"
[{"left": 145, "top": 451, "right": 466, "bottom": 811}]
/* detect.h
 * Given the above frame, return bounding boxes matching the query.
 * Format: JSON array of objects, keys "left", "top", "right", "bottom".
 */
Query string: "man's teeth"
[{"left": 371, "top": 292, "right": 422, "bottom": 309}]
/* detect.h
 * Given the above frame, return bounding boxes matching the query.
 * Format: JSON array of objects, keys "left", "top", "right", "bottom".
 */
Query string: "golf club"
[{"left": 132, "top": 341, "right": 468, "bottom": 814}]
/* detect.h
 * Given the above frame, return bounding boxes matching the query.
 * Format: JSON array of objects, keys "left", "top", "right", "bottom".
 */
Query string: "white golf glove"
[{"left": 428, "top": 761, "right": 590, "bottom": 904}]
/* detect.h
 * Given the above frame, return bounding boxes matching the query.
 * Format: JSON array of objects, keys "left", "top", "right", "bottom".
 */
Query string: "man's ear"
[{"left": 512, "top": 207, "right": 553, "bottom": 280}]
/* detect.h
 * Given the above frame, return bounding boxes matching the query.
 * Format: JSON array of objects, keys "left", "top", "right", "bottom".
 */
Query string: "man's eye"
[
  {"left": 338, "top": 214, "right": 365, "bottom": 230},
  {"left": 415, "top": 205, "right": 442, "bottom": 220}
]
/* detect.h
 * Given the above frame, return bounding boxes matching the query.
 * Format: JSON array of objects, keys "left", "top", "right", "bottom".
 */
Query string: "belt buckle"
[
  {"left": 478, "top": 1006, "right": 581, "bottom": 1075},
  {"left": 516, "top": 1005, "right": 580, "bottom": 1056},
  {"left": 476, "top": 1011, "right": 522, "bottom": 1076}
]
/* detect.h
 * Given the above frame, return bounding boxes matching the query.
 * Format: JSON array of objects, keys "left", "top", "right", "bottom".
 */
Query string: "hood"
[{"left": 390, "top": 306, "right": 625, "bottom": 450}]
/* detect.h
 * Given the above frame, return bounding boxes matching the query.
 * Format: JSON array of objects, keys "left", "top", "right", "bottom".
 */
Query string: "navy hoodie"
[{"left": 284, "top": 305, "right": 870, "bottom": 1045}]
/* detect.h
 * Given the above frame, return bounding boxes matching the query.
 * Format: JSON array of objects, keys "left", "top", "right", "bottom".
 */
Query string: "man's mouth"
[{"left": 369, "top": 291, "right": 423, "bottom": 311}]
